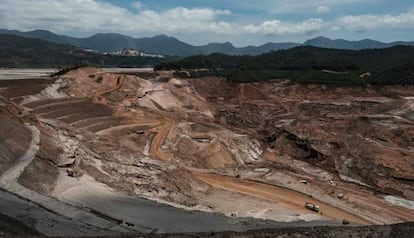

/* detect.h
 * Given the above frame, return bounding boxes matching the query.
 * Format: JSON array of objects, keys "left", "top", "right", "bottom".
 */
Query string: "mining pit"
[{"left": 1, "top": 68, "right": 414, "bottom": 236}]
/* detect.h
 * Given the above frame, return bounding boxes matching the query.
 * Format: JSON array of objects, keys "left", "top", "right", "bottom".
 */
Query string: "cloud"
[
  {"left": 336, "top": 9, "right": 414, "bottom": 32},
  {"left": 0, "top": 0, "right": 230, "bottom": 34},
  {"left": 0, "top": 0, "right": 413, "bottom": 45},
  {"left": 236, "top": 0, "right": 368, "bottom": 14},
  {"left": 0, "top": 0, "right": 320, "bottom": 36},
  {"left": 209, "top": 21, "right": 235, "bottom": 34},
  {"left": 316, "top": 5, "right": 330, "bottom": 14},
  {"left": 132, "top": 1, "right": 142, "bottom": 10},
  {"left": 241, "top": 18, "right": 324, "bottom": 35}
]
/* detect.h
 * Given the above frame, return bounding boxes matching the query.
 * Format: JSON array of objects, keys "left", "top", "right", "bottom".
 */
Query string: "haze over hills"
[{"left": 2, "top": 29, "right": 414, "bottom": 56}]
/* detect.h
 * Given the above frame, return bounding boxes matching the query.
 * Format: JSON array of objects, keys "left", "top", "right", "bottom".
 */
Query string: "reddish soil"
[
  {"left": 193, "top": 172, "right": 370, "bottom": 224},
  {"left": 2, "top": 68, "right": 414, "bottom": 236}
]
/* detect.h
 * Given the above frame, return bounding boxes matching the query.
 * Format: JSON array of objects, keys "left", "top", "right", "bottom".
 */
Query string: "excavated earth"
[{"left": 1, "top": 68, "right": 414, "bottom": 237}]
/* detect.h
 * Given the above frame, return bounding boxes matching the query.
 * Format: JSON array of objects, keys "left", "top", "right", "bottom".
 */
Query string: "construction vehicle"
[{"left": 305, "top": 202, "right": 320, "bottom": 212}]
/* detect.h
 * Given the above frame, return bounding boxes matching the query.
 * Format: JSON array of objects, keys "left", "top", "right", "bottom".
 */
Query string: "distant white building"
[{"left": 110, "top": 48, "right": 165, "bottom": 58}]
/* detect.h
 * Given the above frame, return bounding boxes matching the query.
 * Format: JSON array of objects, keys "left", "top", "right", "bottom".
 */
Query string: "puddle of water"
[
  {"left": 384, "top": 195, "right": 414, "bottom": 211},
  {"left": 0, "top": 69, "right": 57, "bottom": 80}
]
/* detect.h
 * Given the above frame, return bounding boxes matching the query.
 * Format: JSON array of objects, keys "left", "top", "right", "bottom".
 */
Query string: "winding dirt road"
[
  {"left": 150, "top": 116, "right": 177, "bottom": 161},
  {"left": 93, "top": 75, "right": 125, "bottom": 104},
  {"left": 193, "top": 172, "right": 371, "bottom": 225},
  {"left": 147, "top": 115, "right": 371, "bottom": 225}
]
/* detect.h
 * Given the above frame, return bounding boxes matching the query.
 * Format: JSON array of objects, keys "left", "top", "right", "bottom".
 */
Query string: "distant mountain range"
[
  {"left": 0, "top": 29, "right": 300, "bottom": 56},
  {"left": 0, "top": 34, "right": 170, "bottom": 68},
  {"left": 1, "top": 29, "right": 414, "bottom": 57},
  {"left": 303, "top": 36, "right": 414, "bottom": 50}
]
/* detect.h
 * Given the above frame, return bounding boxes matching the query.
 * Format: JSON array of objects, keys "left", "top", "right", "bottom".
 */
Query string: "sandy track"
[
  {"left": 56, "top": 175, "right": 301, "bottom": 233},
  {"left": 145, "top": 113, "right": 368, "bottom": 224},
  {"left": 145, "top": 112, "right": 368, "bottom": 224},
  {"left": 93, "top": 75, "right": 125, "bottom": 104},
  {"left": 29, "top": 98, "right": 88, "bottom": 110},
  {"left": 0, "top": 123, "right": 127, "bottom": 233},
  {"left": 96, "top": 122, "right": 155, "bottom": 135},
  {"left": 150, "top": 117, "right": 177, "bottom": 161},
  {"left": 193, "top": 172, "right": 371, "bottom": 225}
]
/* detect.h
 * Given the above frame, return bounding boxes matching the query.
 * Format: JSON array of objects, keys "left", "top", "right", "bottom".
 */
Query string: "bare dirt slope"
[
  {"left": 0, "top": 114, "right": 32, "bottom": 174},
  {"left": 1, "top": 68, "right": 414, "bottom": 236}
]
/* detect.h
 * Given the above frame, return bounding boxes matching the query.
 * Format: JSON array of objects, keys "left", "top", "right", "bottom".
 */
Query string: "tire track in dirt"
[
  {"left": 93, "top": 75, "right": 125, "bottom": 104},
  {"left": 150, "top": 117, "right": 177, "bottom": 161},
  {"left": 192, "top": 172, "right": 372, "bottom": 225},
  {"left": 145, "top": 111, "right": 370, "bottom": 225}
]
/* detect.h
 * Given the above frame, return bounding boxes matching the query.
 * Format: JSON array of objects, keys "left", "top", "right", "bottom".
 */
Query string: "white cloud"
[
  {"left": 241, "top": 18, "right": 324, "bottom": 35},
  {"left": 316, "top": 5, "right": 330, "bottom": 14},
  {"left": 209, "top": 21, "right": 236, "bottom": 34},
  {"left": 237, "top": 0, "right": 368, "bottom": 14},
  {"left": 0, "top": 0, "right": 320, "bottom": 37},
  {"left": 0, "top": 0, "right": 230, "bottom": 34},
  {"left": 132, "top": 1, "right": 142, "bottom": 10},
  {"left": 0, "top": 0, "right": 413, "bottom": 45},
  {"left": 336, "top": 10, "right": 414, "bottom": 32}
]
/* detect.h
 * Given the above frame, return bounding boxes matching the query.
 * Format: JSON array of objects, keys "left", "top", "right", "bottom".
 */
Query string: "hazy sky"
[{"left": 1, "top": 0, "right": 413, "bottom": 46}]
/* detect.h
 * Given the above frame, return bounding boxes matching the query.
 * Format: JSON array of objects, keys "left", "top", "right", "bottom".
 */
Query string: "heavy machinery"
[{"left": 305, "top": 202, "right": 320, "bottom": 212}]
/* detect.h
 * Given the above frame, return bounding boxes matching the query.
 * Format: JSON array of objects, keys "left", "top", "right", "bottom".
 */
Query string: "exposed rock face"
[
  {"left": 167, "top": 122, "right": 263, "bottom": 169},
  {"left": 193, "top": 77, "right": 414, "bottom": 200},
  {"left": 270, "top": 130, "right": 332, "bottom": 168},
  {"left": 2, "top": 68, "right": 414, "bottom": 235}
]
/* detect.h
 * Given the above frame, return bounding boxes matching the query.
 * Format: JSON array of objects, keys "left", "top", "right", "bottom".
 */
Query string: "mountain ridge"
[
  {"left": 0, "top": 34, "right": 171, "bottom": 68},
  {"left": 1, "top": 29, "right": 414, "bottom": 56}
]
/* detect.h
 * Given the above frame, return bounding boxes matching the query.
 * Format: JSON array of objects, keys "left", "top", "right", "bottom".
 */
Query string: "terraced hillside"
[{"left": 1, "top": 67, "right": 414, "bottom": 236}]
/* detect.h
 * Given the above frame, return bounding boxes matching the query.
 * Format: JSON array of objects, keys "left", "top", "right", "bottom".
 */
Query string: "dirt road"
[
  {"left": 150, "top": 117, "right": 177, "bottom": 161},
  {"left": 193, "top": 172, "right": 371, "bottom": 225},
  {"left": 56, "top": 175, "right": 298, "bottom": 233},
  {"left": 93, "top": 75, "right": 125, "bottom": 104},
  {"left": 146, "top": 114, "right": 369, "bottom": 225}
]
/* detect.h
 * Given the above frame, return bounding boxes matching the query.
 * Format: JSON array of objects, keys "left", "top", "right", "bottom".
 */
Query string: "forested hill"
[
  {"left": 2, "top": 29, "right": 414, "bottom": 56},
  {"left": 0, "top": 34, "right": 172, "bottom": 68},
  {"left": 155, "top": 45, "right": 414, "bottom": 86}
]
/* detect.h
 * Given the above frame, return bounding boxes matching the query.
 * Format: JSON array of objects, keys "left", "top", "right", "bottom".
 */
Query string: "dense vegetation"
[
  {"left": 155, "top": 45, "right": 414, "bottom": 86},
  {"left": 0, "top": 34, "right": 173, "bottom": 68}
]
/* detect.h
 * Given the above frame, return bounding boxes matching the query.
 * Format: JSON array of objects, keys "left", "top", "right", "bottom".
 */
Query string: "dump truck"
[{"left": 305, "top": 202, "right": 320, "bottom": 212}]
